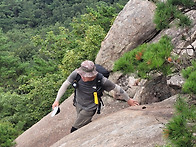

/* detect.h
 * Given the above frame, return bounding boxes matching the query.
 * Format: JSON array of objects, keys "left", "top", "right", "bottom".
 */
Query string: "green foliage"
[
  {"left": 20, "top": 74, "right": 64, "bottom": 129},
  {"left": 0, "top": 29, "right": 27, "bottom": 90},
  {"left": 163, "top": 97, "right": 196, "bottom": 147},
  {"left": 0, "top": 0, "right": 129, "bottom": 32},
  {"left": 78, "top": 25, "right": 105, "bottom": 60},
  {"left": 0, "top": 90, "right": 27, "bottom": 130},
  {"left": 0, "top": 121, "right": 19, "bottom": 147},
  {"left": 61, "top": 49, "right": 84, "bottom": 77},
  {"left": 182, "top": 61, "right": 196, "bottom": 94},
  {"left": 60, "top": 25, "right": 105, "bottom": 77},
  {"left": 0, "top": 54, "right": 24, "bottom": 87},
  {"left": 167, "top": 0, "right": 195, "bottom": 8},
  {"left": 6, "top": 28, "right": 38, "bottom": 62},
  {"left": 113, "top": 35, "right": 173, "bottom": 78},
  {"left": 30, "top": 55, "right": 57, "bottom": 75},
  {"left": 0, "top": 28, "right": 9, "bottom": 50},
  {"left": 70, "top": 2, "right": 119, "bottom": 35},
  {"left": 174, "top": 9, "right": 192, "bottom": 28},
  {"left": 153, "top": 0, "right": 194, "bottom": 30},
  {"left": 33, "top": 3, "right": 111, "bottom": 77},
  {"left": 32, "top": 27, "right": 71, "bottom": 62},
  {"left": 86, "top": 2, "right": 118, "bottom": 32},
  {"left": 154, "top": 2, "right": 176, "bottom": 30},
  {"left": 0, "top": 73, "right": 64, "bottom": 131}
]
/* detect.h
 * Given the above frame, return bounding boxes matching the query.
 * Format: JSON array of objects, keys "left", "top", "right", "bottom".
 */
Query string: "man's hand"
[
  {"left": 52, "top": 101, "right": 59, "bottom": 109},
  {"left": 127, "top": 98, "right": 139, "bottom": 106}
]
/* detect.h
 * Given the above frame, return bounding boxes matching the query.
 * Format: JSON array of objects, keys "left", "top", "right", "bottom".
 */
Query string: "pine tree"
[
  {"left": 163, "top": 97, "right": 196, "bottom": 147},
  {"left": 182, "top": 61, "right": 196, "bottom": 95},
  {"left": 113, "top": 35, "right": 173, "bottom": 79},
  {"left": 153, "top": 0, "right": 194, "bottom": 30}
]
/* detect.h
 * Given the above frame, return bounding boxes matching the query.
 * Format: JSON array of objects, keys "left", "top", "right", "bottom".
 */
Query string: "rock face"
[
  {"left": 104, "top": 9, "right": 196, "bottom": 106},
  {"left": 95, "top": 0, "right": 157, "bottom": 71},
  {"left": 150, "top": 10, "right": 196, "bottom": 49},
  {"left": 15, "top": 93, "right": 177, "bottom": 147},
  {"left": 51, "top": 96, "right": 177, "bottom": 147},
  {"left": 15, "top": 95, "right": 76, "bottom": 147},
  {"left": 135, "top": 75, "right": 178, "bottom": 104},
  {"left": 15, "top": 94, "right": 130, "bottom": 147}
]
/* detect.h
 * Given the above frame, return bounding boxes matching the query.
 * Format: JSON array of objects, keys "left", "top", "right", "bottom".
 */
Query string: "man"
[{"left": 52, "top": 60, "right": 139, "bottom": 133}]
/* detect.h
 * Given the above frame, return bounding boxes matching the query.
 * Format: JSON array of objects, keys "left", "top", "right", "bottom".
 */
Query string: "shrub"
[
  {"left": 163, "top": 97, "right": 196, "bottom": 147},
  {"left": 0, "top": 121, "right": 19, "bottom": 147},
  {"left": 182, "top": 61, "right": 196, "bottom": 94},
  {"left": 113, "top": 35, "right": 173, "bottom": 78},
  {"left": 153, "top": 0, "right": 194, "bottom": 30}
]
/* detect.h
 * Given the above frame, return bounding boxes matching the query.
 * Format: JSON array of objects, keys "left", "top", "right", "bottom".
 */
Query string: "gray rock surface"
[
  {"left": 95, "top": 0, "right": 156, "bottom": 71},
  {"left": 150, "top": 10, "right": 196, "bottom": 53},
  {"left": 15, "top": 94, "right": 129, "bottom": 147},
  {"left": 134, "top": 75, "right": 178, "bottom": 105},
  {"left": 167, "top": 74, "right": 185, "bottom": 88},
  {"left": 15, "top": 94, "right": 177, "bottom": 147},
  {"left": 15, "top": 95, "right": 76, "bottom": 147},
  {"left": 51, "top": 95, "right": 177, "bottom": 147}
]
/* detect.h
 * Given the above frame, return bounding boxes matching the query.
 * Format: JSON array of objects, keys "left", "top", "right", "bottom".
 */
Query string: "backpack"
[
  {"left": 72, "top": 64, "right": 110, "bottom": 114},
  {"left": 95, "top": 64, "right": 110, "bottom": 78}
]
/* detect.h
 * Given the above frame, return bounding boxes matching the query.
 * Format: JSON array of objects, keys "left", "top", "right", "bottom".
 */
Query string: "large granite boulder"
[
  {"left": 95, "top": 0, "right": 157, "bottom": 71},
  {"left": 51, "top": 95, "right": 177, "bottom": 147}
]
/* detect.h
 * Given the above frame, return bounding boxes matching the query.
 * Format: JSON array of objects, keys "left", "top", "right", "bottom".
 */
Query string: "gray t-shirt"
[
  {"left": 55, "top": 70, "right": 130, "bottom": 111},
  {"left": 67, "top": 70, "right": 115, "bottom": 111}
]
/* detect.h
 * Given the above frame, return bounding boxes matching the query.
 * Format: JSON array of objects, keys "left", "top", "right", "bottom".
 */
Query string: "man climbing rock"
[{"left": 52, "top": 60, "right": 139, "bottom": 133}]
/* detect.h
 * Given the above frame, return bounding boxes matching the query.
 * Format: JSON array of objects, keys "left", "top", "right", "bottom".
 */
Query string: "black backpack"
[
  {"left": 95, "top": 64, "right": 110, "bottom": 78},
  {"left": 72, "top": 64, "right": 110, "bottom": 114}
]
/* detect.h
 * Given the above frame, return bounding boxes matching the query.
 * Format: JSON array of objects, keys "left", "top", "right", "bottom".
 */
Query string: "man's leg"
[{"left": 70, "top": 105, "right": 96, "bottom": 133}]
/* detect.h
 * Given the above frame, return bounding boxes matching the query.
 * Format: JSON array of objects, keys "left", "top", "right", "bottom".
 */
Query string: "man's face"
[{"left": 81, "top": 76, "right": 96, "bottom": 82}]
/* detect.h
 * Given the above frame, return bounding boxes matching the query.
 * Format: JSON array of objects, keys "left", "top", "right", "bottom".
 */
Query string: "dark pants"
[{"left": 71, "top": 104, "right": 96, "bottom": 133}]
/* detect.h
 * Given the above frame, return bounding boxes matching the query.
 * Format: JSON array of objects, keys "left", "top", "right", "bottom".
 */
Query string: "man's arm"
[
  {"left": 52, "top": 80, "right": 71, "bottom": 109},
  {"left": 113, "top": 84, "right": 139, "bottom": 106},
  {"left": 55, "top": 80, "right": 71, "bottom": 102},
  {"left": 102, "top": 77, "right": 139, "bottom": 106},
  {"left": 52, "top": 70, "right": 78, "bottom": 109}
]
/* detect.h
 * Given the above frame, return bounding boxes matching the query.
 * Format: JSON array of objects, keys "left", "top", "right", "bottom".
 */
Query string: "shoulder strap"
[
  {"left": 75, "top": 73, "right": 81, "bottom": 82},
  {"left": 72, "top": 73, "right": 81, "bottom": 106},
  {"left": 96, "top": 73, "right": 103, "bottom": 92},
  {"left": 72, "top": 73, "right": 81, "bottom": 89},
  {"left": 96, "top": 73, "right": 104, "bottom": 114}
]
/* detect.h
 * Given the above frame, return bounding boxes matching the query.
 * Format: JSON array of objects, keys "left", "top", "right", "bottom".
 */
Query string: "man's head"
[{"left": 77, "top": 60, "right": 98, "bottom": 82}]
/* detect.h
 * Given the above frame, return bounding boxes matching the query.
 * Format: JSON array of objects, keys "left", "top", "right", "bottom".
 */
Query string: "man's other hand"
[{"left": 127, "top": 98, "right": 139, "bottom": 106}]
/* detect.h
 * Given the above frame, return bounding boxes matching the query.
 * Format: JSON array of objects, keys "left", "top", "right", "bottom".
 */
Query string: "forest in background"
[
  {"left": 0, "top": 0, "right": 129, "bottom": 145},
  {"left": 1, "top": 0, "right": 196, "bottom": 146}
]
